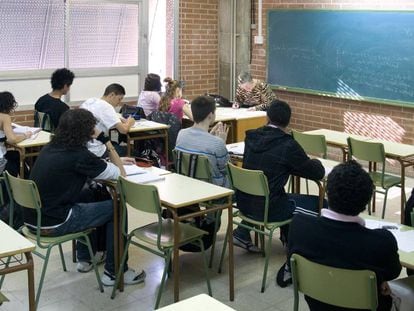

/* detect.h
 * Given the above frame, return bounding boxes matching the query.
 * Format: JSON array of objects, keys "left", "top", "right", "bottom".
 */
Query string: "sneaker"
[
  {"left": 276, "top": 263, "right": 292, "bottom": 288},
  {"left": 101, "top": 269, "right": 146, "bottom": 286},
  {"left": 232, "top": 232, "right": 262, "bottom": 254},
  {"left": 76, "top": 251, "right": 106, "bottom": 273}
]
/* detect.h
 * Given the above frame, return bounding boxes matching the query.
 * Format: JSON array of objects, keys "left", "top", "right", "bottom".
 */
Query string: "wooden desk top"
[
  {"left": 215, "top": 107, "right": 266, "bottom": 121},
  {"left": 304, "top": 129, "right": 371, "bottom": 147},
  {"left": 146, "top": 173, "right": 233, "bottom": 208},
  {"left": 128, "top": 119, "right": 169, "bottom": 133},
  {"left": 0, "top": 220, "right": 35, "bottom": 258},
  {"left": 158, "top": 294, "right": 236, "bottom": 311},
  {"left": 368, "top": 139, "right": 414, "bottom": 159},
  {"left": 15, "top": 131, "right": 51, "bottom": 148}
]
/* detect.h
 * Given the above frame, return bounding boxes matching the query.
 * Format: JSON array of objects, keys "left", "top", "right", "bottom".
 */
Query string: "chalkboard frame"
[{"left": 266, "top": 9, "right": 414, "bottom": 108}]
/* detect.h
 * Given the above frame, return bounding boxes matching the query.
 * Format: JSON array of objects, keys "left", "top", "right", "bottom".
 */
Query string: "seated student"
[
  {"left": 288, "top": 160, "right": 401, "bottom": 311},
  {"left": 80, "top": 83, "right": 135, "bottom": 157},
  {"left": 159, "top": 77, "right": 192, "bottom": 121},
  {"left": 234, "top": 71, "right": 276, "bottom": 111},
  {"left": 233, "top": 99, "right": 325, "bottom": 253},
  {"left": 138, "top": 73, "right": 162, "bottom": 117},
  {"left": 26, "top": 109, "right": 146, "bottom": 286},
  {"left": 0, "top": 91, "right": 33, "bottom": 176},
  {"left": 175, "top": 95, "right": 229, "bottom": 188},
  {"left": 35, "top": 68, "right": 74, "bottom": 129}
]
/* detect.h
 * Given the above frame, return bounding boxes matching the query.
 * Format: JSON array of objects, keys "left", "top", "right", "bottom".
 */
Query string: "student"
[
  {"left": 175, "top": 95, "right": 229, "bottom": 188},
  {"left": 159, "top": 77, "right": 192, "bottom": 121},
  {"left": 0, "top": 91, "right": 33, "bottom": 176},
  {"left": 26, "top": 109, "right": 146, "bottom": 286},
  {"left": 235, "top": 71, "right": 276, "bottom": 111},
  {"left": 233, "top": 99, "right": 325, "bottom": 253},
  {"left": 137, "top": 73, "right": 162, "bottom": 117},
  {"left": 288, "top": 161, "right": 401, "bottom": 311},
  {"left": 35, "top": 68, "right": 74, "bottom": 129},
  {"left": 80, "top": 83, "right": 135, "bottom": 157}
]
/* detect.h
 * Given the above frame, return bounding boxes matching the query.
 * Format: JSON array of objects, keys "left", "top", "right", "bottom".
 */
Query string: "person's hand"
[
  {"left": 247, "top": 106, "right": 256, "bottom": 111},
  {"left": 210, "top": 122, "right": 229, "bottom": 142},
  {"left": 380, "top": 281, "right": 392, "bottom": 296},
  {"left": 120, "top": 157, "right": 136, "bottom": 165},
  {"left": 126, "top": 116, "right": 135, "bottom": 126},
  {"left": 24, "top": 131, "right": 33, "bottom": 139}
]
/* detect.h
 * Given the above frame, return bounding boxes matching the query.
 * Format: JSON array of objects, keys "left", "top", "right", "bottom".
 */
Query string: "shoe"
[
  {"left": 76, "top": 251, "right": 106, "bottom": 273},
  {"left": 101, "top": 269, "right": 146, "bottom": 286},
  {"left": 232, "top": 233, "right": 262, "bottom": 254},
  {"left": 276, "top": 263, "right": 292, "bottom": 288}
]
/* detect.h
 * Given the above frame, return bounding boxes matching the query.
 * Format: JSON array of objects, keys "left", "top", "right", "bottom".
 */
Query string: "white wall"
[{"left": 0, "top": 74, "right": 139, "bottom": 110}]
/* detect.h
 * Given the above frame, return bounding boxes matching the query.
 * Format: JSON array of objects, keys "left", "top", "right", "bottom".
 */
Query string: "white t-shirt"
[{"left": 80, "top": 98, "right": 120, "bottom": 157}]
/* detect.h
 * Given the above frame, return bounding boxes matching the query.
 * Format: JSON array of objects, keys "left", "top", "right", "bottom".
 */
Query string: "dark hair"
[
  {"left": 103, "top": 83, "right": 126, "bottom": 96},
  {"left": 51, "top": 109, "right": 96, "bottom": 148},
  {"left": 267, "top": 100, "right": 291, "bottom": 127},
  {"left": 144, "top": 73, "right": 161, "bottom": 92},
  {"left": 191, "top": 96, "right": 216, "bottom": 123},
  {"left": 51, "top": 68, "right": 75, "bottom": 90},
  {"left": 0, "top": 91, "right": 17, "bottom": 114},
  {"left": 160, "top": 77, "right": 180, "bottom": 112},
  {"left": 326, "top": 160, "right": 374, "bottom": 216}
]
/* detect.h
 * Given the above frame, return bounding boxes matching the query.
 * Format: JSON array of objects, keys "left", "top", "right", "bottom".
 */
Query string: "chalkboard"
[{"left": 267, "top": 10, "right": 414, "bottom": 106}]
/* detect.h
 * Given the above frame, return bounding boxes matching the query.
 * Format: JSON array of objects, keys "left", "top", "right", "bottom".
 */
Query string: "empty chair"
[
  {"left": 291, "top": 253, "right": 378, "bottom": 311},
  {"left": 3, "top": 171, "right": 103, "bottom": 309},
  {"left": 111, "top": 175, "right": 212, "bottom": 309},
  {"left": 347, "top": 137, "right": 403, "bottom": 218}
]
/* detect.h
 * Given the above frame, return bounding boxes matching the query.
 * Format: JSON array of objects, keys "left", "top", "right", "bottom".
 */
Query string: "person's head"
[
  {"left": 160, "top": 77, "right": 181, "bottom": 112},
  {"left": 326, "top": 160, "right": 374, "bottom": 216},
  {"left": 191, "top": 96, "right": 216, "bottom": 124},
  {"left": 52, "top": 109, "right": 96, "bottom": 148},
  {"left": 144, "top": 73, "right": 162, "bottom": 92},
  {"left": 267, "top": 100, "right": 291, "bottom": 128},
  {"left": 51, "top": 68, "right": 75, "bottom": 94},
  {"left": 0, "top": 91, "right": 18, "bottom": 114},
  {"left": 103, "top": 83, "right": 126, "bottom": 107},
  {"left": 238, "top": 71, "right": 255, "bottom": 92}
]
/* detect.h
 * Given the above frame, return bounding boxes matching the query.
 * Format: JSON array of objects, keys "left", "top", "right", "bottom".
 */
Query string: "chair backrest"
[
  {"left": 227, "top": 162, "right": 271, "bottom": 222},
  {"left": 34, "top": 110, "right": 54, "bottom": 133},
  {"left": 347, "top": 137, "right": 385, "bottom": 164},
  {"left": 292, "top": 130, "right": 327, "bottom": 158},
  {"left": 173, "top": 149, "right": 212, "bottom": 183},
  {"left": 291, "top": 254, "right": 378, "bottom": 311}
]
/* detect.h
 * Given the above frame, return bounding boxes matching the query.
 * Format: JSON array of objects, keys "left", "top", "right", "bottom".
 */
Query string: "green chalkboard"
[{"left": 267, "top": 10, "right": 414, "bottom": 107}]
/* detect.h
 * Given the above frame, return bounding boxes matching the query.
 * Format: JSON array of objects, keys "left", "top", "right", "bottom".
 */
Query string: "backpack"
[{"left": 205, "top": 93, "right": 232, "bottom": 107}]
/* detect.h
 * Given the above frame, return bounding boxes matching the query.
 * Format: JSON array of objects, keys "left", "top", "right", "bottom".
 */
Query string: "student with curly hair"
[
  {"left": 35, "top": 68, "right": 75, "bottom": 129},
  {"left": 159, "top": 77, "right": 192, "bottom": 121},
  {"left": 0, "top": 91, "right": 33, "bottom": 176},
  {"left": 27, "top": 109, "right": 146, "bottom": 286}
]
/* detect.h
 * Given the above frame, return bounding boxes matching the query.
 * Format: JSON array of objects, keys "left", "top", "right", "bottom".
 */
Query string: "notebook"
[
  {"left": 123, "top": 164, "right": 146, "bottom": 176},
  {"left": 12, "top": 123, "right": 42, "bottom": 135},
  {"left": 127, "top": 172, "right": 165, "bottom": 184}
]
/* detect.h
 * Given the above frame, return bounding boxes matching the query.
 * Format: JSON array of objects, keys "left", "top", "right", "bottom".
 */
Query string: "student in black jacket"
[
  {"left": 288, "top": 161, "right": 401, "bottom": 311},
  {"left": 233, "top": 100, "right": 325, "bottom": 252}
]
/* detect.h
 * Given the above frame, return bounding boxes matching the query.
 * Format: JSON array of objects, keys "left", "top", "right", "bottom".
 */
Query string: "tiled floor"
[{"left": 1, "top": 177, "right": 412, "bottom": 311}]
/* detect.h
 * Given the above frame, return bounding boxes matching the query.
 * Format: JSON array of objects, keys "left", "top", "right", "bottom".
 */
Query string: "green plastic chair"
[
  {"left": 3, "top": 171, "right": 103, "bottom": 309},
  {"left": 218, "top": 162, "right": 291, "bottom": 293},
  {"left": 173, "top": 149, "right": 223, "bottom": 268},
  {"left": 291, "top": 254, "right": 378, "bottom": 311},
  {"left": 0, "top": 291, "right": 9, "bottom": 305},
  {"left": 110, "top": 176, "right": 212, "bottom": 309},
  {"left": 34, "top": 110, "right": 55, "bottom": 133},
  {"left": 347, "top": 137, "right": 403, "bottom": 218}
]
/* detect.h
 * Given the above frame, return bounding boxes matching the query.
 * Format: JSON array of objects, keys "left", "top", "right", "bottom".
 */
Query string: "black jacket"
[{"left": 237, "top": 126, "right": 324, "bottom": 221}]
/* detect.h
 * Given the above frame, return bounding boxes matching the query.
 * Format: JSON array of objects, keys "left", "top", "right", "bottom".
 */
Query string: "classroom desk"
[
  {"left": 158, "top": 293, "right": 236, "bottom": 311},
  {"left": 0, "top": 220, "right": 36, "bottom": 311},
  {"left": 134, "top": 173, "right": 235, "bottom": 303},
  {"left": 7, "top": 131, "right": 52, "bottom": 177},
  {"left": 305, "top": 129, "right": 414, "bottom": 223},
  {"left": 126, "top": 119, "right": 170, "bottom": 164}
]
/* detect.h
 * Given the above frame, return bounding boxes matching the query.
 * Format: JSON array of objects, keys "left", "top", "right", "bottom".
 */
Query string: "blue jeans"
[{"left": 50, "top": 200, "right": 124, "bottom": 275}]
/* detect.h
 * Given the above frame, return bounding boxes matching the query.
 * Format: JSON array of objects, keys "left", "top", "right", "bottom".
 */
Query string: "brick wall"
[{"left": 179, "top": 0, "right": 219, "bottom": 98}]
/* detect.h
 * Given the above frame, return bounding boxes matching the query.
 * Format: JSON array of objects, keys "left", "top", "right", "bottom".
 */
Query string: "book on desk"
[{"left": 123, "top": 164, "right": 165, "bottom": 184}]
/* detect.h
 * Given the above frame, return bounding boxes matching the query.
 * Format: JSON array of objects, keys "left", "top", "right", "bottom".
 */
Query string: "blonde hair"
[{"left": 160, "top": 77, "right": 180, "bottom": 112}]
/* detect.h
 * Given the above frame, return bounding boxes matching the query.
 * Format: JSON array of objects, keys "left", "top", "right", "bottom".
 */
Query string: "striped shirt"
[
  {"left": 175, "top": 127, "right": 230, "bottom": 188},
  {"left": 235, "top": 78, "right": 276, "bottom": 111}
]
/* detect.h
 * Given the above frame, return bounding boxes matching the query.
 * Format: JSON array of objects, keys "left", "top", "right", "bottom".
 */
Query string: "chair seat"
[
  {"left": 235, "top": 210, "right": 292, "bottom": 229},
  {"left": 369, "top": 172, "right": 401, "bottom": 189},
  {"left": 133, "top": 219, "right": 207, "bottom": 248},
  {"left": 22, "top": 226, "right": 92, "bottom": 244}
]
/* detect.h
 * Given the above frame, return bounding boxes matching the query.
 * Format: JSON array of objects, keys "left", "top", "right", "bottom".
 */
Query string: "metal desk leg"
[
  {"left": 172, "top": 209, "right": 180, "bottom": 302},
  {"left": 25, "top": 252, "right": 35, "bottom": 311},
  {"left": 227, "top": 196, "right": 234, "bottom": 301}
]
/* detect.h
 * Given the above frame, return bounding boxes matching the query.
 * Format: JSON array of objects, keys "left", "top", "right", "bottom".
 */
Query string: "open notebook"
[
  {"left": 123, "top": 164, "right": 146, "bottom": 176},
  {"left": 123, "top": 164, "right": 165, "bottom": 184},
  {"left": 12, "top": 123, "right": 42, "bottom": 135}
]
